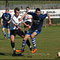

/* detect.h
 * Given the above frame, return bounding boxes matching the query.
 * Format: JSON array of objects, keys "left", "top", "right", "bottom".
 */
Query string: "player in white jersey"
[
  {"left": 24, "top": 7, "right": 32, "bottom": 34},
  {"left": 10, "top": 7, "right": 32, "bottom": 56}
]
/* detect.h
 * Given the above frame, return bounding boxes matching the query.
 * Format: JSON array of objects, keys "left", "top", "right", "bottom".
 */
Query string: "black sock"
[
  {"left": 26, "top": 40, "right": 32, "bottom": 50},
  {"left": 25, "top": 31, "right": 27, "bottom": 34},
  {"left": 11, "top": 41, "right": 15, "bottom": 51}
]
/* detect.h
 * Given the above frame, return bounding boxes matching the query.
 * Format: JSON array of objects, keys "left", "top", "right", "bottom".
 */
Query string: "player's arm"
[
  {"left": 23, "top": 22, "right": 31, "bottom": 28},
  {"left": 19, "top": 12, "right": 33, "bottom": 21},
  {"left": 1, "top": 14, "right": 4, "bottom": 26},
  {"left": 47, "top": 13, "right": 51, "bottom": 25},
  {"left": 7, "top": 18, "right": 12, "bottom": 24},
  {"left": 1, "top": 18, "right": 3, "bottom": 26},
  {"left": 19, "top": 12, "right": 27, "bottom": 21}
]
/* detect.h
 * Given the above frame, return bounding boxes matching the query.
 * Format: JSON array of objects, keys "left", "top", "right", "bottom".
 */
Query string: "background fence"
[
  {"left": 0, "top": 0, "right": 60, "bottom": 25},
  {"left": 0, "top": 0, "right": 60, "bottom": 9}
]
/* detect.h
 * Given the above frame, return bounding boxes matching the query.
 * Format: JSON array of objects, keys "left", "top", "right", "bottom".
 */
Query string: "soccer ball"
[{"left": 57, "top": 52, "right": 60, "bottom": 57}]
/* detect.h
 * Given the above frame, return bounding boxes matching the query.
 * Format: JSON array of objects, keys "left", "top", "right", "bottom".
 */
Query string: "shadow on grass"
[
  {"left": 5, "top": 53, "right": 24, "bottom": 57},
  {"left": 55, "top": 57, "right": 60, "bottom": 60},
  {"left": 12, "top": 53, "right": 24, "bottom": 57},
  {"left": 0, "top": 52, "right": 24, "bottom": 57},
  {"left": 0, "top": 53, "right": 5, "bottom": 55}
]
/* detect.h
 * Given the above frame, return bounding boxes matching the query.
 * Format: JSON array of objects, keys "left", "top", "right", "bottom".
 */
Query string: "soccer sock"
[
  {"left": 21, "top": 40, "right": 26, "bottom": 51},
  {"left": 31, "top": 38, "right": 36, "bottom": 49},
  {"left": 8, "top": 33, "right": 10, "bottom": 38},
  {"left": 3, "top": 32, "right": 6, "bottom": 38},
  {"left": 25, "top": 31, "right": 27, "bottom": 34},
  {"left": 26, "top": 40, "right": 32, "bottom": 50},
  {"left": 11, "top": 41, "right": 15, "bottom": 51}
]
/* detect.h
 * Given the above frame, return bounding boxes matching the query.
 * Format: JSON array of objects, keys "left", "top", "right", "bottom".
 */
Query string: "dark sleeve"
[
  {"left": 27, "top": 12, "right": 34, "bottom": 16},
  {"left": 42, "top": 14, "right": 47, "bottom": 19}
]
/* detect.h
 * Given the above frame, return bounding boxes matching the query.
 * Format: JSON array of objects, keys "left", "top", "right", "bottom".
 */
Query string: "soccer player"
[
  {"left": 16, "top": 8, "right": 51, "bottom": 53},
  {"left": 10, "top": 7, "right": 32, "bottom": 55},
  {"left": 1, "top": 9, "right": 11, "bottom": 39},
  {"left": 24, "top": 7, "right": 32, "bottom": 34}
]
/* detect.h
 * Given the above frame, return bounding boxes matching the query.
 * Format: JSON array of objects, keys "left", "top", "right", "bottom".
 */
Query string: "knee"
[
  {"left": 25, "top": 28, "right": 27, "bottom": 31},
  {"left": 2, "top": 28, "right": 4, "bottom": 31},
  {"left": 10, "top": 35, "right": 14, "bottom": 43},
  {"left": 7, "top": 29, "right": 10, "bottom": 32},
  {"left": 24, "top": 37, "right": 27, "bottom": 41},
  {"left": 21, "top": 35, "right": 24, "bottom": 38},
  {"left": 31, "top": 34, "right": 34, "bottom": 38},
  {"left": 24, "top": 35, "right": 30, "bottom": 40}
]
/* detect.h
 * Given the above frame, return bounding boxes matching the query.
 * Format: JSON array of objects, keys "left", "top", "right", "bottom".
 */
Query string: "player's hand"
[
  {"left": 49, "top": 21, "right": 52, "bottom": 26},
  {"left": 14, "top": 23, "right": 17, "bottom": 26},
  {"left": 27, "top": 25, "right": 31, "bottom": 28},
  {"left": 8, "top": 21, "right": 10, "bottom": 24},
  {"left": 28, "top": 26, "right": 31, "bottom": 28},
  {"left": 17, "top": 26, "right": 21, "bottom": 30},
  {"left": 17, "top": 26, "right": 20, "bottom": 29},
  {"left": 19, "top": 18, "right": 23, "bottom": 21}
]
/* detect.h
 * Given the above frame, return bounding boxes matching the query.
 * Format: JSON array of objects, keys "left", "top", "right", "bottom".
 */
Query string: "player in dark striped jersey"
[
  {"left": 1, "top": 9, "right": 11, "bottom": 39},
  {"left": 16, "top": 8, "right": 51, "bottom": 53}
]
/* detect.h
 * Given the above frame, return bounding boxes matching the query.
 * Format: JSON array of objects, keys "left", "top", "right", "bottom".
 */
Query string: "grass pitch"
[{"left": 0, "top": 26, "right": 60, "bottom": 60}]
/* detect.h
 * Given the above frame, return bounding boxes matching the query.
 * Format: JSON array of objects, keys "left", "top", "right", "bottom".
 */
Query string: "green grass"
[{"left": 0, "top": 26, "right": 60, "bottom": 59}]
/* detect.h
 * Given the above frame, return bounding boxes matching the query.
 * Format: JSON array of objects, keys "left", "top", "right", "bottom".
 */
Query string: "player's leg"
[
  {"left": 16, "top": 34, "right": 30, "bottom": 53},
  {"left": 2, "top": 27, "right": 6, "bottom": 38},
  {"left": 24, "top": 25, "right": 27, "bottom": 34},
  {"left": 2, "top": 23, "right": 7, "bottom": 38},
  {"left": 16, "top": 28, "right": 33, "bottom": 53},
  {"left": 31, "top": 32, "right": 37, "bottom": 53},
  {"left": 16, "top": 30, "right": 32, "bottom": 52},
  {"left": 7, "top": 24, "right": 10, "bottom": 39},
  {"left": 10, "top": 30, "right": 16, "bottom": 55},
  {"left": 31, "top": 30, "right": 40, "bottom": 53},
  {"left": 7, "top": 29, "right": 10, "bottom": 39},
  {"left": 31, "top": 32, "right": 37, "bottom": 48},
  {"left": 20, "top": 35, "right": 32, "bottom": 51}
]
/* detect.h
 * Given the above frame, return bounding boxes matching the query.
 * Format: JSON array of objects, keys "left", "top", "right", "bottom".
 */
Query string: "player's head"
[
  {"left": 14, "top": 7, "right": 20, "bottom": 17},
  {"left": 35, "top": 8, "right": 40, "bottom": 16},
  {"left": 26, "top": 7, "right": 29, "bottom": 12},
  {"left": 5, "top": 9, "right": 9, "bottom": 13}
]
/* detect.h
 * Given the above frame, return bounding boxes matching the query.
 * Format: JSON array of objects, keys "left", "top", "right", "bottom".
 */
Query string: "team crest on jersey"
[{"left": 4, "top": 15, "right": 9, "bottom": 20}]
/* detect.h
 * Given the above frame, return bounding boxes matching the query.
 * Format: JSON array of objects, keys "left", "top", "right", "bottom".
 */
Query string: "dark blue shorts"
[
  {"left": 26, "top": 29, "right": 41, "bottom": 36},
  {"left": 2, "top": 23, "right": 10, "bottom": 29}
]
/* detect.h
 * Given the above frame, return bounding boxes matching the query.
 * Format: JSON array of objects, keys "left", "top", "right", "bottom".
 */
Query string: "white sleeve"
[
  {"left": 28, "top": 15, "right": 32, "bottom": 18},
  {"left": 11, "top": 15, "right": 17, "bottom": 24}
]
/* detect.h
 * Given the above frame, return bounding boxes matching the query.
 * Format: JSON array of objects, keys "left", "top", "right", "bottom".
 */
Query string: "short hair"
[
  {"left": 14, "top": 7, "right": 20, "bottom": 13},
  {"left": 5, "top": 9, "right": 9, "bottom": 11},
  {"left": 26, "top": 6, "right": 30, "bottom": 9},
  {"left": 36, "top": 8, "right": 40, "bottom": 12}
]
